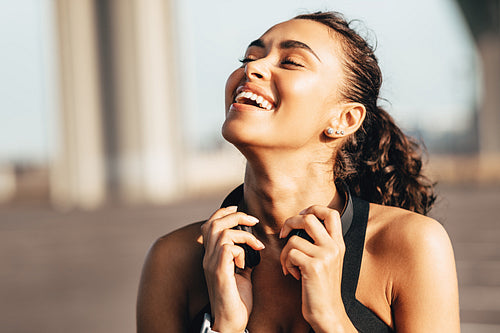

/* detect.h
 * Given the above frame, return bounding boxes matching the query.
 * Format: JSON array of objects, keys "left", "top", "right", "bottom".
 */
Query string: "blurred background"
[{"left": 0, "top": 0, "right": 498, "bottom": 332}]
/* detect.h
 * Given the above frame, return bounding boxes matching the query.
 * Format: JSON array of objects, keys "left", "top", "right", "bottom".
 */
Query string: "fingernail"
[
  {"left": 245, "top": 215, "right": 259, "bottom": 223},
  {"left": 279, "top": 229, "right": 283, "bottom": 238},
  {"left": 299, "top": 208, "right": 307, "bottom": 214},
  {"left": 257, "top": 240, "right": 265, "bottom": 249}
]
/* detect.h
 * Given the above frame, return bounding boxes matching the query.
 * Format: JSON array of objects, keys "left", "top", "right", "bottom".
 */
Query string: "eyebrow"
[
  {"left": 247, "top": 39, "right": 322, "bottom": 62},
  {"left": 248, "top": 39, "right": 265, "bottom": 48}
]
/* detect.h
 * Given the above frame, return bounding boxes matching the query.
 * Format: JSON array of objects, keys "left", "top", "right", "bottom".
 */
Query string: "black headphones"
[{"left": 220, "top": 183, "right": 354, "bottom": 268}]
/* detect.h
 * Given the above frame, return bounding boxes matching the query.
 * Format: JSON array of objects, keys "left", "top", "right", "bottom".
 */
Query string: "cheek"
[
  {"left": 275, "top": 74, "right": 338, "bottom": 137},
  {"left": 280, "top": 74, "right": 327, "bottom": 113},
  {"left": 225, "top": 68, "right": 244, "bottom": 110}
]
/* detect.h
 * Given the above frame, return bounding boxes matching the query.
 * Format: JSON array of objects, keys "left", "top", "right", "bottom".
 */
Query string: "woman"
[{"left": 137, "top": 12, "right": 460, "bottom": 332}]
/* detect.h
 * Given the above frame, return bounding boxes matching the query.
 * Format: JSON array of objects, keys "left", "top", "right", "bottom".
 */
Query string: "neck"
[{"left": 241, "top": 149, "right": 344, "bottom": 242}]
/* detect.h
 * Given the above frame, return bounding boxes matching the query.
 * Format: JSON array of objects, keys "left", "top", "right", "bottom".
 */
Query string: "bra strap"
[{"left": 340, "top": 196, "right": 370, "bottom": 311}]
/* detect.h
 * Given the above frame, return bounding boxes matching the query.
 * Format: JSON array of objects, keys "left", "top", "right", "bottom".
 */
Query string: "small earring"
[
  {"left": 335, "top": 130, "right": 345, "bottom": 135},
  {"left": 326, "top": 128, "right": 334, "bottom": 135}
]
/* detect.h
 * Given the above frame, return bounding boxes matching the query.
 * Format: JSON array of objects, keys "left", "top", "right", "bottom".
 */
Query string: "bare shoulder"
[
  {"left": 366, "top": 203, "right": 460, "bottom": 331},
  {"left": 147, "top": 221, "right": 205, "bottom": 269},
  {"left": 366, "top": 203, "right": 454, "bottom": 265},
  {"left": 137, "top": 221, "right": 207, "bottom": 332}
]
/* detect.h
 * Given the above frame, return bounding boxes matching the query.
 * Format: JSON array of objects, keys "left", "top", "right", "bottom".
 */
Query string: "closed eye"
[
  {"left": 238, "top": 56, "right": 305, "bottom": 68},
  {"left": 239, "top": 57, "right": 256, "bottom": 64},
  {"left": 281, "top": 57, "right": 304, "bottom": 67}
]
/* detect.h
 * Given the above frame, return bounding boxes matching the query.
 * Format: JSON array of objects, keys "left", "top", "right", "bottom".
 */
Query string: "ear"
[{"left": 324, "top": 102, "right": 366, "bottom": 138}]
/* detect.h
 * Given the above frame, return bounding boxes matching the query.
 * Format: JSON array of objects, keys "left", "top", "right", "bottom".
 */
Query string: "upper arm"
[
  {"left": 391, "top": 218, "right": 460, "bottom": 332},
  {"left": 137, "top": 224, "right": 204, "bottom": 333}
]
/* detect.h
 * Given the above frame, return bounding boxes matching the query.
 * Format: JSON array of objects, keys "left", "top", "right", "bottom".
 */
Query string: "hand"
[
  {"left": 279, "top": 205, "right": 352, "bottom": 331},
  {"left": 201, "top": 206, "right": 265, "bottom": 332}
]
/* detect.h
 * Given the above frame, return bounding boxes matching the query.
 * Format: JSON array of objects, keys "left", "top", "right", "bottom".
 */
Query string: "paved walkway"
[{"left": 0, "top": 184, "right": 498, "bottom": 332}]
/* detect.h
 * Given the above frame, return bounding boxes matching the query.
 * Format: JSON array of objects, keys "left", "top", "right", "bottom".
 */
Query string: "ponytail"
[
  {"left": 296, "top": 12, "right": 436, "bottom": 215},
  {"left": 334, "top": 107, "right": 436, "bottom": 215}
]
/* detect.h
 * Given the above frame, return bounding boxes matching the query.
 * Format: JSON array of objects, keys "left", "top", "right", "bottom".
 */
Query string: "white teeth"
[
  {"left": 234, "top": 90, "right": 274, "bottom": 110},
  {"left": 234, "top": 92, "right": 244, "bottom": 103},
  {"left": 262, "top": 100, "right": 272, "bottom": 110}
]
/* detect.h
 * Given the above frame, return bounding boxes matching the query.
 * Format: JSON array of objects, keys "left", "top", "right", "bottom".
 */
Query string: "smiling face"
[{"left": 222, "top": 19, "right": 346, "bottom": 152}]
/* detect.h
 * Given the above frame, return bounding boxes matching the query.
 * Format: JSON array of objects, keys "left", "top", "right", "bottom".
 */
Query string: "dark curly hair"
[{"left": 295, "top": 12, "right": 436, "bottom": 215}]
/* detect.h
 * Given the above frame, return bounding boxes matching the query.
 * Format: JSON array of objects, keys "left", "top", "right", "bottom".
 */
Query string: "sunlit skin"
[
  {"left": 136, "top": 19, "right": 460, "bottom": 333},
  {"left": 222, "top": 19, "right": 363, "bottom": 239}
]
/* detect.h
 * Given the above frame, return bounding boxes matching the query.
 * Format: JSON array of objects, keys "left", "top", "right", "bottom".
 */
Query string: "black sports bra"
[{"left": 189, "top": 185, "right": 393, "bottom": 332}]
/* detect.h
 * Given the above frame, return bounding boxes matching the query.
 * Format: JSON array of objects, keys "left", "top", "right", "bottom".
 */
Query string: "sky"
[
  {"left": 0, "top": 0, "right": 478, "bottom": 162},
  {"left": 177, "top": 0, "right": 478, "bottom": 148},
  {"left": 0, "top": 0, "right": 54, "bottom": 163}
]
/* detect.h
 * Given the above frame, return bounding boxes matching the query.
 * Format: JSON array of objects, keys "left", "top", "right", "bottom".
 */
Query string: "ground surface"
[{"left": 0, "top": 184, "right": 499, "bottom": 332}]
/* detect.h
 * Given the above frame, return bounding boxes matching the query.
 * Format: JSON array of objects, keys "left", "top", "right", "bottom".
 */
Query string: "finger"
[
  {"left": 201, "top": 206, "right": 237, "bottom": 244},
  {"left": 211, "top": 212, "right": 260, "bottom": 232},
  {"left": 202, "top": 211, "right": 259, "bottom": 247},
  {"left": 285, "top": 248, "right": 309, "bottom": 280},
  {"left": 225, "top": 244, "right": 246, "bottom": 270},
  {"left": 204, "top": 243, "right": 244, "bottom": 275},
  {"left": 280, "top": 214, "right": 330, "bottom": 245},
  {"left": 209, "top": 206, "right": 238, "bottom": 221},
  {"left": 299, "top": 205, "right": 342, "bottom": 242},
  {"left": 217, "top": 243, "right": 246, "bottom": 272},
  {"left": 217, "top": 229, "right": 265, "bottom": 251},
  {"left": 280, "top": 236, "right": 314, "bottom": 275},
  {"left": 288, "top": 266, "right": 301, "bottom": 280}
]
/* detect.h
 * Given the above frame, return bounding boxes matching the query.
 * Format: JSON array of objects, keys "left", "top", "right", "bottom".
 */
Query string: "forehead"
[{"left": 258, "top": 19, "right": 341, "bottom": 57}]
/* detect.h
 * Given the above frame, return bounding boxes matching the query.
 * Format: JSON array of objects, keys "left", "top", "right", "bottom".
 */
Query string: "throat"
[{"left": 242, "top": 177, "right": 343, "bottom": 236}]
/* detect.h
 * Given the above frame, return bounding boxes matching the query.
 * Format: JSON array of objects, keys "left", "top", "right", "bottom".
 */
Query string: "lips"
[{"left": 233, "top": 84, "right": 276, "bottom": 111}]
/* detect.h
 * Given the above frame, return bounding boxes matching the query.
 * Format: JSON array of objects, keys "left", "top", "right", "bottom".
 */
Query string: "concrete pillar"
[
  {"left": 0, "top": 165, "right": 16, "bottom": 203},
  {"left": 101, "top": 0, "right": 143, "bottom": 202},
  {"left": 477, "top": 34, "right": 500, "bottom": 155},
  {"left": 134, "top": 0, "right": 182, "bottom": 202},
  {"left": 51, "top": 0, "right": 106, "bottom": 209},
  {"left": 106, "top": 0, "right": 183, "bottom": 203},
  {"left": 51, "top": 0, "right": 182, "bottom": 207}
]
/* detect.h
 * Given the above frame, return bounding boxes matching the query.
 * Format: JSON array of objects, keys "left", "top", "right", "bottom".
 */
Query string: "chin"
[
  {"left": 221, "top": 121, "right": 268, "bottom": 153},
  {"left": 221, "top": 120, "right": 247, "bottom": 147}
]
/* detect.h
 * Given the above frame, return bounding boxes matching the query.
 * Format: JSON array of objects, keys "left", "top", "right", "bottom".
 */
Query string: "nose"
[{"left": 244, "top": 59, "right": 270, "bottom": 81}]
